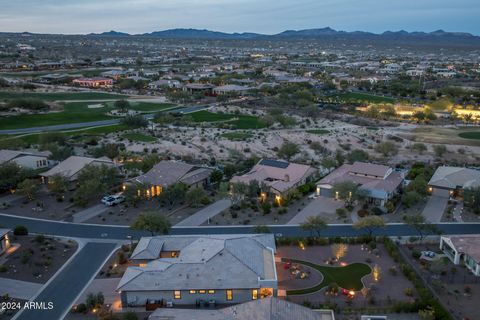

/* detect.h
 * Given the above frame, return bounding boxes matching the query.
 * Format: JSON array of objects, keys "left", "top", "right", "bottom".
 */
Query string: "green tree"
[
  {"left": 186, "top": 187, "right": 207, "bottom": 207},
  {"left": 121, "top": 114, "right": 148, "bottom": 128},
  {"left": 158, "top": 182, "right": 187, "bottom": 209},
  {"left": 433, "top": 145, "right": 447, "bottom": 157},
  {"left": 347, "top": 149, "right": 369, "bottom": 163},
  {"left": 464, "top": 187, "right": 480, "bottom": 214},
  {"left": 321, "top": 157, "right": 337, "bottom": 172},
  {"left": 114, "top": 99, "right": 130, "bottom": 113},
  {"left": 0, "top": 163, "right": 33, "bottom": 192},
  {"left": 402, "top": 191, "right": 422, "bottom": 208},
  {"left": 47, "top": 174, "right": 69, "bottom": 197},
  {"left": 17, "top": 178, "right": 40, "bottom": 201},
  {"left": 300, "top": 215, "right": 327, "bottom": 237},
  {"left": 74, "top": 164, "right": 119, "bottom": 206},
  {"left": 332, "top": 181, "right": 359, "bottom": 205},
  {"left": 131, "top": 211, "right": 171, "bottom": 235},
  {"left": 374, "top": 141, "right": 398, "bottom": 157},
  {"left": 411, "top": 143, "right": 427, "bottom": 155},
  {"left": 123, "top": 182, "right": 146, "bottom": 208},
  {"left": 277, "top": 141, "right": 300, "bottom": 160},
  {"left": 353, "top": 216, "right": 385, "bottom": 237},
  {"left": 404, "top": 213, "right": 441, "bottom": 240}
]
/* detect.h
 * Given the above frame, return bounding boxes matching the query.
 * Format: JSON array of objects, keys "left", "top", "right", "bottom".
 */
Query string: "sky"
[{"left": 0, "top": 0, "right": 479, "bottom": 35}]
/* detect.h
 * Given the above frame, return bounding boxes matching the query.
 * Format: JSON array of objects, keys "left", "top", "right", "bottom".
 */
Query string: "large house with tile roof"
[{"left": 117, "top": 234, "right": 277, "bottom": 308}]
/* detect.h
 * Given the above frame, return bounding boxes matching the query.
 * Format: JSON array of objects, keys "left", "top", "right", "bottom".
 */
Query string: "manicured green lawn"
[
  {"left": 104, "top": 101, "right": 176, "bottom": 113},
  {"left": 285, "top": 259, "right": 371, "bottom": 295},
  {"left": 332, "top": 92, "right": 395, "bottom": 104},
  {"left": 221, "top": 132, "right": 253, "bottom": 140},
  {"left": 0, "top": 91, "right": 126, "bottom": 101},
  {"left": 458, "top": 131, "right": 480, "bottom": 140},
  {"left": 189, "top": 110, "right": 268, "bottom": 129},
  {"left": 306, "top": 129, "right": 329, "bottom": 135},
  {"left": 122, "top": 133, "right": 157, "bottom": 142},
  {"left": 0, "top": 102, "right": 118, "bottom": 129}
]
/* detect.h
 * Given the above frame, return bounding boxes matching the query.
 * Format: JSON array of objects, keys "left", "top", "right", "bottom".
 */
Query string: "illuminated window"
[
  {"left": 208, "top": 290, "right": 215, "bottom": 294},
  {"left": 226, "top": 290, "right": 233, "bottom": 301},
  {"left": 252, "top": 289, "right": 258, "bottom": 300},
  {"left": 174, "top": 290, "right": 181, "bottom": 299},
  {"left": 189, "top": 290, "right": 196, "bottom": 294},
  {"left": 199, "top": 290, "right": 206, "bottom": 294}
]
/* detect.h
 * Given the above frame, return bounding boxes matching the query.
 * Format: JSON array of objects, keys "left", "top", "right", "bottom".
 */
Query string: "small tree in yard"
[
  {"left": 158, "top": 182, "right": 187, "bottom": 209},
  {"left": 48, "top": 174, "right": 68, "bottom": 198},
  {"left": 253, "top": 225, "right": 271, "bottom": 233},
  {"left": 277, "top": 141, "right": 300, "bottom": 160},
  {"left": 433, "top": 145, "right": 447, "bottom": 157},
  {"left": 464, "top": 186, "right": 480, "bottom": 214},
  {"left": 114, "top": 99, "right": 130, "bottom": 113},
  {"left": 131, "top": 211, "right": 171, "bottom": 235},
  {"left": 17, "top": 178, "right": 40, "bottom": 201},
  {"left": 300, "top": 215, "right": 327, "bottom": 237},
  {"left": 374, "top": 141, "right": 398, "bottom": 157},
  {"left": 186, "top": 187, "right": 207, "bottom": 207},
  {"left": 353, "top": 216, "right": 385, "bottom": 237},
  {"left": 412, "top": 143, "right": 427, "bottom": 154},
  {"left": 331, "top": 243, "right": 348, "bottom": 260},
  {"left": 402, "top": 191, "right": 422, "bottom": 208}
]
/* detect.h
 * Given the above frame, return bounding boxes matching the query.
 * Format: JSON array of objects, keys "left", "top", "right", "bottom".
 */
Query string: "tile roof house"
[
  {"left": 128, "top": 160, "right": 213, "bottom": 198},
  {"left": 117, "top": 234, "right": 277, "bottom": 308},
  {"left": 230, "top": 159, "right": 317, "bottom": 195},
  {"left": 0, "top": 149, "right": 53, "bottom": 170},
  {"left": 317, "top": 162, "right": 404, "bottom": 209},
  {"left": 40, "top": 156, "right": 117, "bottom": 184},
  {"left": 440, "top": 235, "right": 480, "bottom": 276},
  {"left": 148, "top": 297, "right": 335, "bottom": 320},
  {"left": 428, "top": 166, "right": 480, "bottom": 198}
]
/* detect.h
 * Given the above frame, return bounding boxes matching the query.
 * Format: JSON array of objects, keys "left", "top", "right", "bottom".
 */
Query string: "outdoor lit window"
[
  {"left": 174, "top": 290, "right": 181, "bottom": 299},
  {"left": 189, "top": 290, "right": 196, "bottom": 294},
  {"left": 208, "top": 290, "right": 215, "bottom": 294},
  {"left": 226, "top": 289, "right": 233, "bottom": 301},
  {"left": 252, "top": 289, "right": 258, "bottom": 300},
  {"left": 199, "top": 290, "right": 206, "bottom": 294}
]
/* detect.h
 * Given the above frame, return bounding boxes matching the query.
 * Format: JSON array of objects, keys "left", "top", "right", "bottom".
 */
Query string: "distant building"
[
  {"left": 428, "top": 166, "right": 480, "bottom": 198},
  {"left": 440, "top": 235, "right": 480, "bottom": 276},
  {"left": 0, "top": 149, "right": 53, "bottom": 170},
  {"left": 148, "top": 297, "right": 335, "bottom": 320},
  {"left": 213, "top": 84, "right": 252, "bottom": 95},
  {"left": 117, "top": 234, "right": 277, "bottom": 308},
  {"left": 127, "top": 160, "right": 213, "bottom": 198},
  {"left": 230, "top": 159, "right": 317, "bottom": 196},
  {"left": 317, "top": 162, "right": 404, "bottom": 209},
  {"left": 0, "top": 229, "right": 11, "bottom": 255},
  {"left": 72, "top": 77, "right": 113, "bottom": 88},
  {"left": 148, "top": 79, "right": 182, "bottom": 89},
  {"left": 183, "top": 83, "right": 215, "bottom": 94}
]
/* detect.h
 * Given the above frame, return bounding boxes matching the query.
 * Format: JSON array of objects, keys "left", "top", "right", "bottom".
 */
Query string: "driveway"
[
  {"left": 71, "top": 204, "right": 108, "bottom": 223},
  {"left": 14, "top": 242, "right": 117, "bottom": 320},
  {"left": 175, "top": 199, "right": 232, "bottom": 226},
  {"left": 75, "top": 278, "right": 120, "bottom": 307},
  {"left": 422, "top": 195, "right": 449, "bottom": 223},
  {"left": 0, "top": 278, "right": 42, "bottom": 300},
  {"left": 288, "top": 196, "right": 344, "bottom": 224}
]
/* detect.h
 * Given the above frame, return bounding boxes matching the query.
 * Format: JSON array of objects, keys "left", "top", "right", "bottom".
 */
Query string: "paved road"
[
  {"left": 2, "top": 213, "right": 480, "bottom": 241},
  {"left": 422, "top": 195, "right": 449, "bottom": 222},
  {"left": 0, "top": 104, "right": 210, "bottom": 135},
  {"left": 14, "top": 242, "right": 116, "bottom": 320},
  {"left": 175, "top": 199, "right": 231, "bottom": 226}
]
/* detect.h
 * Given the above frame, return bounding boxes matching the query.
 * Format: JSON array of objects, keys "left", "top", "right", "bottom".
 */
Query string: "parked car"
[{"left": 102, "top": 194, "right": 125, "bottom": 206}]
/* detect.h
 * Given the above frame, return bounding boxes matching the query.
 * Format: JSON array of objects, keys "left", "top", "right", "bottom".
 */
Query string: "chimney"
[{"left": 284, "top": 174, "right": 290, "bottom": 182}]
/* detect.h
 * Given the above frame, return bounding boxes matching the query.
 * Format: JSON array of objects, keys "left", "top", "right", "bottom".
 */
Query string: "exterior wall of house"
[
  {"left": 0, "top": 234, "right": 10, "bottom": 255},
  {"left": 121, "top": 288, "right": 273, "bottom": 307},
  {"left": 12, "top": 155, "right": 50, "bottom": 170}
]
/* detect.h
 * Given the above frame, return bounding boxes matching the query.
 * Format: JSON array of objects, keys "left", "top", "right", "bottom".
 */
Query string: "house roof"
[
  {"left": 118, "top": 234, "right": 276, "bottom": 292},
  {"left": 131, "top": 160, "right": 212, "bottom": 187},
  {"left": 149, "top": 297, "right": 335, "bottom": 320},
  {"left": 444, "top": 235, "right": 480, "bottom": 263},
  {"left": 0, "top": 228, "right": 10, "bottom": 238},
  {"left": 230, "top": 159, "right": 316, "bottom": 193},
  {"left": 318, "top": 162, "right": 402, "bottom": 194},
  {"left": 428, "top": 166, "right": 480, "bottom": 189},
  {"left": 40, "top": 156, "right": 115, "bottom": 180},
  {"left": 0, "top": 149, "right": 50, "bottom": 165}
]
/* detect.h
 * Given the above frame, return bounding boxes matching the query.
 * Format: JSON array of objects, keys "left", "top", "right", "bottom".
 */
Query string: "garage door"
[
  {"left": 432, "top": 187, "right": 450, "bottom": 198},
  {"left": 319, "top": 187, "right": 333, "bottom": 197}
]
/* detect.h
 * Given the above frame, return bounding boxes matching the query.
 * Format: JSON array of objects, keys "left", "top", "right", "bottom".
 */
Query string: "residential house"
[
  {"left": 0, "top": 149, "right": 53, "bottom": 170},
  {"left": 427, "top": 166, "right": 480, "bottom": 198},
  {"left": 148, "top": 297, "right": 335, "bottom": 320},
  {"left": 230, "top": 159, "right": 317, "bottom": 197},
  {"left": 317, "top": 162, "right": 404, "bottom": 209},
  {"left": 117, "top": 234, "right": 277, "bottom": 307},
  {"left": 213, "top": 84, "right": 252, "bottom": 95},
  {"left": 127, "top": 160, "right": 213, "bottom": 198},
  {"left": 440, "top": 235, "right": 480, "bottom": 276},
  {"left": 183, "top": 83, "right": 215, "bottom": 94},
  {"left": 40, "top": 156, "right": 117, "bottom": 187},
  {"left": 0, "top": 229, "right": 11, "bottom": 255},
  {"left": 148, "top": 79, "right": 182, "bottom": 90},
  {"left": 72, "top": 77, "right": 113, "bottom": 88}
]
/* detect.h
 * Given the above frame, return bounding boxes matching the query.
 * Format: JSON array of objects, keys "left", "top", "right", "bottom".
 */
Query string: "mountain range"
[{"left": 90, "top": 27, "right": 478, "bottom": 41}]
